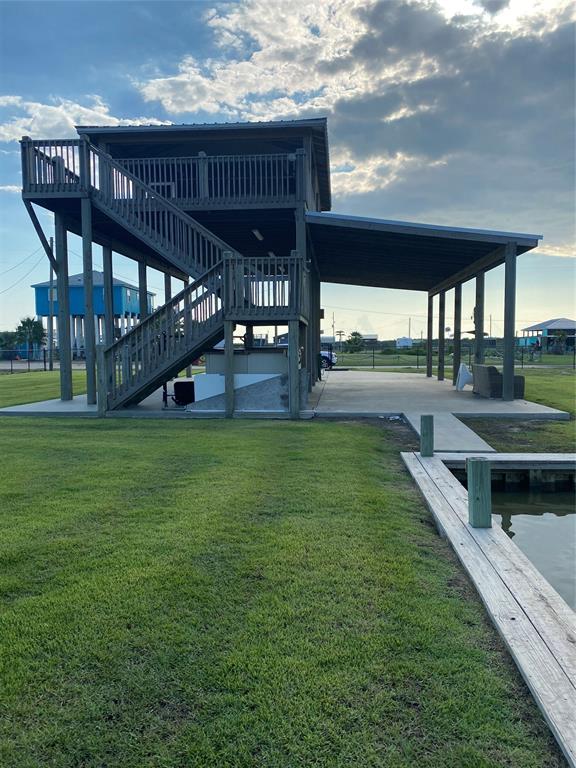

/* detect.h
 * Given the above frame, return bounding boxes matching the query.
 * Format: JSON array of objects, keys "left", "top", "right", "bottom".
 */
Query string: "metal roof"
[
  {"left": 522, "top": 318, "right": 576, "bottom": 332},
  {"left": 76, "top": 118, "right": 331, "bottom": 210},
  {"left": 306, "top": 212, "right": 541, "bottom": 292},
  {"left": 32, "top": 271, "right": 155, "bottom": 294}
]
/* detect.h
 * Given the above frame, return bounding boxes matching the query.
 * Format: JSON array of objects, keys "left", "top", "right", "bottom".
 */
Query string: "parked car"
[{"left": 320, "top": 350, "right": 337, "bottom": 369}]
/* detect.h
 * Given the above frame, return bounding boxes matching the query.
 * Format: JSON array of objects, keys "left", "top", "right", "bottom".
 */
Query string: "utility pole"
[
  {"left": 489, "top": 313, "right": 492, "bottom": 338},
  {"left": 48, "top": 236, "right": 54, "bottom": 371},
  {"left": 332, "top": 312, "right": 335, "bottom": 340},
  {"left": 408, "top": 317, "right": 411, "bottom": 338}
]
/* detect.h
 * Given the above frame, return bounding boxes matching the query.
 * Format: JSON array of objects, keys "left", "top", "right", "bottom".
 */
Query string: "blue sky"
[{"left": 0, "top": 0, "right": 574, "bottom": 339}]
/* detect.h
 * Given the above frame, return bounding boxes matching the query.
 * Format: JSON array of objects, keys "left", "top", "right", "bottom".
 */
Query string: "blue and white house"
[{"left": 32, "top": 271, "right": 155, "bottom": 357}]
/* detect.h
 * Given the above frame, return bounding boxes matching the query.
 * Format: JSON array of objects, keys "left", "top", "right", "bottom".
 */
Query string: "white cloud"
[
  {"left": 0, "top": 95, "right": 168, "bottom": 142},
  {"left": 0, "top": 184, "right": 20, "bottom": 193}
]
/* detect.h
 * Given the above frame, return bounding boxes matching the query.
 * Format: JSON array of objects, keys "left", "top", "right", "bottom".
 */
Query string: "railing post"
[
  {"left": 467, "top": 458, "right": 492, "bottom": 528},
  {"left": 420, "top": 415, "right": 434, "bottom": 457},
  {"left": 198, "top": 151, "right": 208, "bottom": 202},
  {"left": 79, "top": 134, "right": 91, "bottom": 192},
  {"left": 222, "top": 250, "right": 234, "bottom": 315},
  {"left": 295, "top": 148, "right": 306, "bottom": 204},
  {"left": 20, "top": 136, "right": 32, "bottom": 190},
  {"left": 96, "top": 344, "right": 107, "bottom": 416}
]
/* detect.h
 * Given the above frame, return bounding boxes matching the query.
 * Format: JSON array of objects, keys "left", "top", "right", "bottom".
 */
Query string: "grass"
[
  {"left": 0, "top": 371, "right": 87, "bottom": 408},
  {"left": 464, "top": 369, "right": 576, "bottom": 452},
  {"left": 0, "top": 416, "right": 566, "bottom": 767}
]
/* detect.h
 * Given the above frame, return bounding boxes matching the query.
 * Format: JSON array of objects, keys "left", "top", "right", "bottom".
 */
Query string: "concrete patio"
[{"left": 309, "top": 370, "right": 570, "bottom": 451}]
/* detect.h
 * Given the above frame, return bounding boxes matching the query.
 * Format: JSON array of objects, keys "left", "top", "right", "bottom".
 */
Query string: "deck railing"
[
  {"left": 117, "top": 152, "right": 297, "bottom": 207},
  {"left": 21, "top": 138, "right": 306, "bottom": 208},
  {"left": 21, "top": 138, "right": 82, "bottom": 194},
  {"left": 224, "top": 250, "right": 308, "bottom": 320}
]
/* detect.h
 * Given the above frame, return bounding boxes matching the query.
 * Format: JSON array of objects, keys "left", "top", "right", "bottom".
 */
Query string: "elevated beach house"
[{"left": 21, "top": 118, "right": 541, "bottom": 415}]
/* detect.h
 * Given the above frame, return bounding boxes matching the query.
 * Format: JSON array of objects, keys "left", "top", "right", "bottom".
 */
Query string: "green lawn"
[
  {"left": 0, "top": 371, "right": 87, "bottom": 407},
  {"left": 464, "top": 369, "right": 576, "bottom": 452},
  {"left": 0, "top": 417, "right": 565, "bottom": 767}
]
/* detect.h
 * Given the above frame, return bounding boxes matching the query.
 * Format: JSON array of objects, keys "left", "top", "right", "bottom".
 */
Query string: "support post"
[
  {"left": 288, "top": 320, "right": 300, "bottom": 418},
  {"left": 474, "top": 273, "right": 485, "bottom": 365},
  {"left": 224, "top": 320, "right": 234, "bottom": 418},
  {"left": 452, "top": 283, "right": 462, "bottom": 385},
  {"left": 164, "top": 273, "right": 172, "bottom": 303},
  {"left": 467, "top": 458, "right": 492, "bottom": 528},
  {"left": 48, "top": 236, "right": 54, "bottom": 371},
  {"left": 502, "top": 241, "right": 517, "bottom": 401},
  {"left": 437, "top": 290, "right": 445, "bottom": 381},
  {"left": 420, "top": 415, "right": 434, "bottom": 457},
  {"left": 102, "top": 246, "right": 114, "bottom": 346},
  {"left": 244, "top": 324, "right": 254, "bottom": 349},
  {"left": 96, "top": 344, "right": 107, "bottom": 417},
  {"left": 81, "top": 198, "right": 96, "bottom": 404},
  {"left": 55, "top": 214, "right": 72, "bottom": 400},
  {"left": 138, "top": 261, "right": 149, "bottom": 320},
  {"left": 426, "top": 294, "right": 433, "bottom": 377}
]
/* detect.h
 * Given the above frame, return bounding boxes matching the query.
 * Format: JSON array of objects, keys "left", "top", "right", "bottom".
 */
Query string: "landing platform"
[{"left": 310, "top": 371, "right": 569, "bottom": 452}]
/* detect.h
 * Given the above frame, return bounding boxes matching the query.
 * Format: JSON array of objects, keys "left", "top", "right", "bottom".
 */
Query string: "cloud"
[
  {"left": 0, "top": 95, "right": 168, "bottom": 142},
  {"left": 0, "top": 184, "right": 20, "bottom": 193}
]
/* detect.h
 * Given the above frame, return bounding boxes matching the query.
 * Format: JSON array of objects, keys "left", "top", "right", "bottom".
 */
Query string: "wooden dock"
[{"left": 402, "top": 451, "right": 576, "bottom": 766}]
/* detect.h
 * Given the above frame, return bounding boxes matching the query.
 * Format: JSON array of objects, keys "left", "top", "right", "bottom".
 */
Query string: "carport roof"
[{"left": 306, "top": 212, "right": 541, "bottom": 293}]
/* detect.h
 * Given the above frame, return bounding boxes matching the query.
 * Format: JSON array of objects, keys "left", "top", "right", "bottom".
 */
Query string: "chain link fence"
[
  {"left": 0, "top": 350, "right": 87, "bottom": 373},
  {"left": 328, "top": 339, "right": 576, "bottom": 370}
]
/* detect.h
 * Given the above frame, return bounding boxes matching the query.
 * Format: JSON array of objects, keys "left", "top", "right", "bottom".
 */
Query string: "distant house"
[
  {"left": 32, "top": 271, "right": 155, "bottom": 358},
  {"left": 520, "top": 318, "right": 576, "bottom": 350},
  {"left": 360, "top": 333, "right": 379, "bottom": 349}
]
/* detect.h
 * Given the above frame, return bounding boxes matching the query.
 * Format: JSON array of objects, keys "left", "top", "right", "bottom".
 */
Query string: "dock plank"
[
  {"left": 418, "top": 455, "right": 576, "bottom": 679},
  {"left": 402, "top": 452, "right": 576, "bottom": 766}
]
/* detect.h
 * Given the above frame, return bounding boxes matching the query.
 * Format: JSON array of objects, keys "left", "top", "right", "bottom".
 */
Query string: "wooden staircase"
[{"left": 103, "top": 262, "right": 225, "bottom": 409}]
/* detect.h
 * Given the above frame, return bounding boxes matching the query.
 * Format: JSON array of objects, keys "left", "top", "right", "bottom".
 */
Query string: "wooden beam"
[
  {"left": 503, "top": 242, "right": 517, "bottom": 401},
  {"left": 437, "top": 290, "right": 446, "bottom": 381},
  {"left": 452, "top": 283, "right": 462, "bottom": 385},
  {"left": 164, "top": 273, "right": 172, "bottom": 303},
  {"left": 138, "top": 261, "right": 149, "bottom": 320},
  {"left": 23, "top": 200, "right": 58, "bottom": 272},
  {"left": 224, "top": 320, "right": 234, "bottom": 418},
  {"left": 429, "top": 245, "right": 506, "bottom": 296},
  {"left": 102, "top": 245, "right": 114, "bottom": 346},
  {"left": 81, "top": 198, "right": 97, "bottom": 405},
  {"left": 475, "top": 273, "right": 485, "bottom": 365},
  {"left": 426, "top": 294, "right": 433, "bottom": 377},
  {"left": 288, "top": 320, "right": 300, "bottom": 418},
  {"left": 55, "top": 214, "right": 72, "bottom": 400}
]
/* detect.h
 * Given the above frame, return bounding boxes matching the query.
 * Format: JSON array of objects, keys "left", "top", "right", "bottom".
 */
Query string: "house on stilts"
[{"left": 20, "top": 118, "right": 541, "bottom": 416}]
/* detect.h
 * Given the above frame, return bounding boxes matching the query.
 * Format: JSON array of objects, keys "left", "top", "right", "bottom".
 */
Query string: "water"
[{"left": 492, "top": 491, "right": 576, "bottom": 610}]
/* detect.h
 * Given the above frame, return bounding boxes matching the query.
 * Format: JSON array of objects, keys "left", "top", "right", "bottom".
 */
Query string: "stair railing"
[
  {"left": 85, "top": 141, "right": 240, "bottom": 276},
  {"left": 104, "top": 261, "right": 224, "bottom": 408}
]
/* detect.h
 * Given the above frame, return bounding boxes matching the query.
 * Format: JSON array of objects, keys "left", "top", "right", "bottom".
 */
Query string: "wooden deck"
[{"left": 402, "top": 451, "right": 576, "bottom": 766}]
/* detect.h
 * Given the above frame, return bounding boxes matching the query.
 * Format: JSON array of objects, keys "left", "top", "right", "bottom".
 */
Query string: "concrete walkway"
[{"left": 309, "top": 371, "right": 569, "bottom": 452}]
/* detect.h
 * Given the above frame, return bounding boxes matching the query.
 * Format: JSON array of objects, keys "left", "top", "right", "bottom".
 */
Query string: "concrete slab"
[
  {"left": 0, "top": 394, "right": 98, "bottom": 417},
  {"left": 309, "top": 371, "right": 569, "bottom": 452}
]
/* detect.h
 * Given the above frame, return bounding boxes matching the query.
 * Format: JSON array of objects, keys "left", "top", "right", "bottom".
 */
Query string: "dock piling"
[{"left": 467, "top": 457, "right": 492, "bottom": 528}]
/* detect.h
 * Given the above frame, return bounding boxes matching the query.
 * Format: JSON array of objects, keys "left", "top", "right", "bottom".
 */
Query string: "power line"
[
  {"left": 0, "top": 247, "right": 43, "bottom": 276},
  {"left": 0, "top": 254, "right": 46, "bottom": 296}
]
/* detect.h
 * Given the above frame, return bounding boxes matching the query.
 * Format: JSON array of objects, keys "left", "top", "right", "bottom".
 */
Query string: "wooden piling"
[
  {"left": 467, "top": 457, "right": 492, "bottom": 528},
  {"left": 420, "top": 415, "right": 434, "bottom": 457}
]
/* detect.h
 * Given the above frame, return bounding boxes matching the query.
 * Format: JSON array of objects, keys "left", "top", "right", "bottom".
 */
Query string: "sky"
[{"left": 0, "top": 0, "right": 574, "bottom": 340}]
